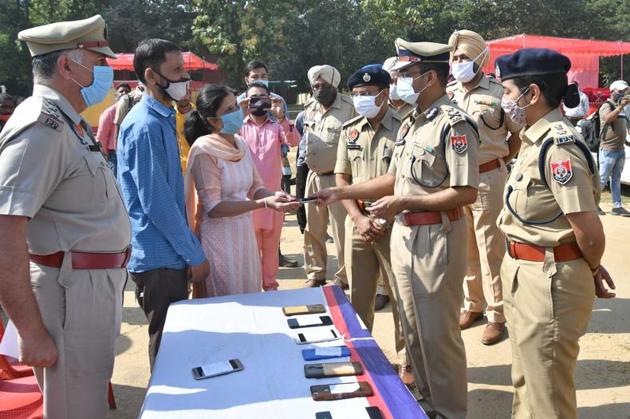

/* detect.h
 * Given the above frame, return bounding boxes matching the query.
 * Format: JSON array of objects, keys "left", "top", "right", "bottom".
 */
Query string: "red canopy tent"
[
  {"left": 484, "top": 34, "right": 630, "bottom": 89},
  {"left": 106, "top": 51, "right": 218, "bottom": 71}
]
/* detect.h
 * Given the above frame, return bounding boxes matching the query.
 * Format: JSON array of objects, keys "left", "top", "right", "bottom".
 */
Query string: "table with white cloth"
[{"left": 139, "top": 285, "right": 427, "bottom": 419}]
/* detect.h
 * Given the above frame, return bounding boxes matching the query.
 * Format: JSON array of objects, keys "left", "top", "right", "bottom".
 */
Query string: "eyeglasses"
[{"left": 350, "top": 90, "right": 384, "bottom": 98}]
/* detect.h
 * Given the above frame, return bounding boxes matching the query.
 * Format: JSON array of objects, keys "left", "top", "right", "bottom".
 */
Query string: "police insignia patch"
[
  {"left": 555, "top": 135, "right": 575, "bottom": 145},
  {"left": 451, "top": 134, "right": 468, "bottom": 154},
  {"left": 400, "top": 123, "right": 410, "bottom": 138},
  {"left": 426, "top": 107, "right": 438, "bottom": 120},
  {"left": 550, "top": 159, "right": 573, "bottom": 184},
  {"left": 349, "top": 129, "right": 359, "bottom": 142}
]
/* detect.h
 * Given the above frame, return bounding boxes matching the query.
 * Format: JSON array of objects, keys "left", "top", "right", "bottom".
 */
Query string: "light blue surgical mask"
[
  {"left": 220, "top": 108, "right": 244, "bottom": 135},
  {"left": 70, "top": 59, "right": 114, "bottom": 107}
]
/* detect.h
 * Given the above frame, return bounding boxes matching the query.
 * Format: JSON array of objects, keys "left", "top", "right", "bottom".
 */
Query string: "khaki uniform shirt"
[
  {"left": 0, "top": 85, "right": 131, "bottom": 254},
  {"left": 335, "top": 108, "right": 401, "bottom": 185},
  {"left": 599, "top": 101, "right": 628, "bottom": 151},
  {"left": 303, "top": 93, "right": 355, "bottom": 174},
  {"left": 498, "top": 108, "right": 599, "bottom": 247},
  {"left": 388, "top": 95, "right": 479, "bottom": 201},
  {"left": 447, "top": 76, "right": 521, "bottom": 164},
  {"left": 390, "top": 102, "right": 414, "bottom": 121}
]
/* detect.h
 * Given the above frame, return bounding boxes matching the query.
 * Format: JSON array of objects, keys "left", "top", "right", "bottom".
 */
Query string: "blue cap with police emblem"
[
  {"left": 347, "top": 64, "right": 392, "bottom": 89},
  {"left": 495, "top": 48, "right": 571, "bottom": 81}
]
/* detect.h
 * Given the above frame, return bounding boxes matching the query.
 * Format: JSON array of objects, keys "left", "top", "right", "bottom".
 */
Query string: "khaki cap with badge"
[
  {"left": 18, "top": 14, "right": 116, "bottom": 59},
  {"left": 392, "top": 38, "right": 452, "bottom": 71}
]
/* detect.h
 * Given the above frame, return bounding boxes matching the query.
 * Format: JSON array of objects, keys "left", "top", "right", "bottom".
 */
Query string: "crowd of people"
[{"left": 0, "top": 12, "right": 628, "bottom": 419}]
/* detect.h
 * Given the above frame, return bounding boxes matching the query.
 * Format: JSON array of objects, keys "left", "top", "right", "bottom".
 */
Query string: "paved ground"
[{"left": 107, "top": 197, "right": 630, "bottom": 419}]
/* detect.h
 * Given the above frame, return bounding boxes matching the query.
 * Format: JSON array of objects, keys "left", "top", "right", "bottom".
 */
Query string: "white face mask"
[
  {"left": 389, "top": 83, "right": 401, "bottom": 101},
  {"left": 452, "top": 49, "right": 488, "bottom": 83},
  {"left": 165, "top": 80, "right": 189, "bottom": 101},
  {"left": 396, "top": 72, "right": 430, "bottom": 105},
  {"left": 352, "top": 91, "right": 384, "bottom": 119}
]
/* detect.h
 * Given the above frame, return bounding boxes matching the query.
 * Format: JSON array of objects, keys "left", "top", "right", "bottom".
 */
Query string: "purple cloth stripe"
[{"left": 330, "top": 285, "right": 428, "bottom": 419}]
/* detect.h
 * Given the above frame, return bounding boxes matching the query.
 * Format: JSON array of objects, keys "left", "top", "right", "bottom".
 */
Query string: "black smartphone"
[
  {"left": 287, "top": 315, "right": 333, "bottom": 329},
  {"left": 299, "top": 196, "right": 318, "bottom": 204},
  {"left": 315, "top": 406, "right": 383, "bottom": 419}
]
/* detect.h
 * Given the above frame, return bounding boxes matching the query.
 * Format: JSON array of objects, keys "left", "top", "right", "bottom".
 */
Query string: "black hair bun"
[{"left": 563, "top": 83, "right": 580, "bottom": 108}]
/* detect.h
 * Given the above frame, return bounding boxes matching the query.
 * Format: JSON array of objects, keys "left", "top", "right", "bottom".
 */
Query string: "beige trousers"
[
  {"left": 501, "top": 254, "right": 595, "bottom": 419},
  {"left": 391, "top": 218, "right": 468, "bottom": 419},
  {"left": 303, "top": 172, "right": 347, "bottom": 283},
  {"left": 463, "top": 164, "right": 507, "bottom": 322},
  {"left": 344, "top": 216, "right": 405, "bottom": 362},
  {"left": 31, "top": 261, "right": 126, "bottom": 419}
]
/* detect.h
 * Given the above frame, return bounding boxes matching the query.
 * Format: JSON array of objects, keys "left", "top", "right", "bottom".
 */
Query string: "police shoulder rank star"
[
  {"left": 551, "top": 158, "right": 573, "bottom": 184},
  {"left": 451, "top": 134, "right": 468, "bottom": 154},
  {"left": 426, "top": 107, "right": 438, "bottom": 121}
]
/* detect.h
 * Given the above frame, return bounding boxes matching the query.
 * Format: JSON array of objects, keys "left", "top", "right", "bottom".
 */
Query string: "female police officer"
[{"left": 496, "top": 48, "right": 616, "bottom": 419}]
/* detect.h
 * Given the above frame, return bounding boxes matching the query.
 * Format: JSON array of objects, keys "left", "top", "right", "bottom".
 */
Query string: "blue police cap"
[
  {"left": 347, "top": 64, "right": 391, "bottom": 89},
  {"left": 495, "top": 48, "right": 571, "bottom": 81}
]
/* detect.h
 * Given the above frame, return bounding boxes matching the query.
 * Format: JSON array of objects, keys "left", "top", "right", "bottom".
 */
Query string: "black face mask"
[
  {"left": 249, "top": 96, "right": 271, "bottom": 117},
  {"left": 612, "top": 92, "right": 624, "bottom": 103},
  {"left": 313, "top": 85, "right": 337, "bottom": 106}
]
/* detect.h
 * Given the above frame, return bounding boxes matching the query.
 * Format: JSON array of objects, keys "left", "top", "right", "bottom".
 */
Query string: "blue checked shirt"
[{"left": 117, "top": 95, "right": 206, "bottom": 273}]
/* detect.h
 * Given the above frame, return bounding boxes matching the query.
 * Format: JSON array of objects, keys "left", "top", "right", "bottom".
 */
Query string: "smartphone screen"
[
  {"left": 288, "top": 315, "right": 332, "bottom": 329},
  {"left": 295, "top": 328, "right": 339, "bottom": 344},
  {"left": 315, "top": 406, "right": 383, "bottom": 419},
  {"left": 192, "top": 359, "right": 241, "bottom": 379}
]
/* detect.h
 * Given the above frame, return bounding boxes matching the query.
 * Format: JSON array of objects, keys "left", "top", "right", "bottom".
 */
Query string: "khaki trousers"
[
  {"left": 30, "top": 261, "right": 126, "bottom": 419},
  {"left": 303, "top": 172, "right": 347, "bottom": 283},
  {"left": 501, "top": 254, "right": 595, "bottom": 419},
  {"left": 344, "top": 216, "right": 405, "bottom": 362},
  {"left": 391, "top": 218, "right": 468, "bottom": 419},
  {"left": 463, "top": 164, "right": 507, "bottom": 322}
]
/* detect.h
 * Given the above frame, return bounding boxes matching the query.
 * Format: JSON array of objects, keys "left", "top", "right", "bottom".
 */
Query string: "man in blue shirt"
[{"left": 117, "top": 38, "right": 209, "bottom": 368}]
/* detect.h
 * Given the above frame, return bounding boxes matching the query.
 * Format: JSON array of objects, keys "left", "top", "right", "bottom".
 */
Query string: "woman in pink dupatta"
[{"left": 184, "top": 85, "right": 299, "bottom": 297}]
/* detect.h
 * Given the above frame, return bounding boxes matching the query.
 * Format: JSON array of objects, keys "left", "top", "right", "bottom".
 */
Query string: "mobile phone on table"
[
  {"left": 191, "top": 359, "right": 243, "bottom": 380},
  {"left": 302, "top": 345, "right": 350, "bottom": 361},
  {"left": 304, "top": 361, "right": 363, "bottom": 378},
  {"left": 315, "top": 406, "right": 383, "bottom": 419},
  {"left": 283, "top": 304, "right": 326, "bottom": 316},
  {"left": 288, "top": 315, "right": 333, "bottom": 329},
  {"left": 295, "top": 328, "right": 339, "bottom": 344},
  {"left": 310, "top": 381, "right": 373, "bottom": 401}
]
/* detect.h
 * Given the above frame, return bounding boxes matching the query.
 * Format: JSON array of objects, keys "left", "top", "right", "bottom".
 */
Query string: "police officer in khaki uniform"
[
  {"left": 334, "top": 64, "right": 411, "bottom": 381},
  {"left": 318, "top": 39, "right": 480, "bottom": 418},
  {"left": 496, "top": 48, "right": 615, "bottom": 419},
  {"left": 383, "top": 56, "right": 415, "bottom": 120},
  {"left": 446, "top": 30, "right": 522, "bottom": 344},
  {"left": 303, "top": 65, "right": 354, "bottom": 288},
  {"left": 0, "top": 16, "right": 131, "bottom": 419}
]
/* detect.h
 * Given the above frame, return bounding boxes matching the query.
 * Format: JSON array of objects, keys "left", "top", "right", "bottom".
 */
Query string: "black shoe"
[
  {"left": 332, "top": 278, "right": 349, "bottom": 290},
  {"left": 279, "top": 253, "right": 299, "bottom": 268},
  {"left": 611, "top": 207, "right": 630, "bottom": 217},
  {"left": 374, "top": 294, "right": 390, "bottom": 311},
  {"left": 305, "top": 278, "right": 327, "bottom": 287},
  {"left": 597, "top": 206, "right": 606, "bottom": 216}
]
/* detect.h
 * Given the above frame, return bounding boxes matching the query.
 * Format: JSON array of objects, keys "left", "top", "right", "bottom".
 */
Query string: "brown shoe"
[
  {"left": 399, "top": 364, "right": 415, "bottom": 386},
  {"left": 459, "top": 310, "right": 483, "bottom": 330},
  {"left": 481, "top": 322, "right": 506, "bottom": 345},
  {"left": 304, "top": 278, "right": 327, "bottom": 287}
]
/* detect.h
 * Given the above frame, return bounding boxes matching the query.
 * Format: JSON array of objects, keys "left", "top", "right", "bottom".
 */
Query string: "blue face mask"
[
  {"left": 70, "top": 60, "right": 114, "bottom": 107},
  {"left": 220, "top": 108, "right": 244, "bottom": 135}
]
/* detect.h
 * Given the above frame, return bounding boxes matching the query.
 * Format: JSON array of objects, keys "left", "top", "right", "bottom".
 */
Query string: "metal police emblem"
[
  {"left": 550, "top": 159, "right": 573, "bottom": 184},
  {"left": 426, "top": 107, "right": 438, "bottom": 120},
  {"left": 362, "top": 73, "right": 371, "bottom": 82},
  {"left": 450, "top": 134, "right": 468, "bottom": 154}
]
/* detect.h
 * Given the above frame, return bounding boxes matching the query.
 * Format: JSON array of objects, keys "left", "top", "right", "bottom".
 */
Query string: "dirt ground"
[{"left": 107, "top": 197, "right": 630, "bottom": 419}]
